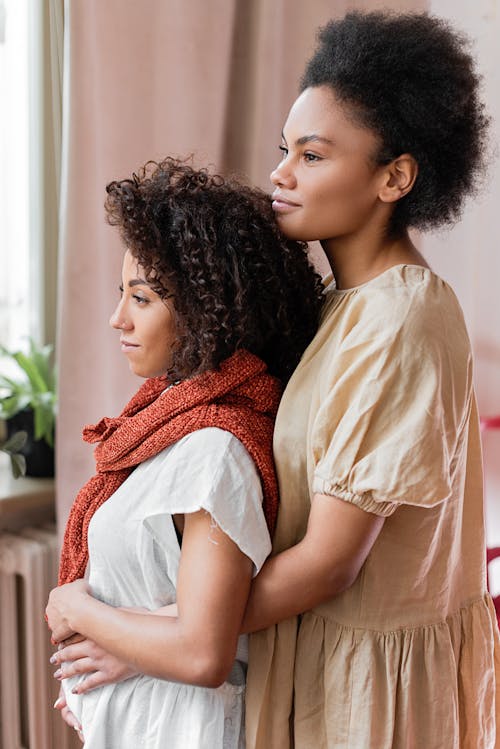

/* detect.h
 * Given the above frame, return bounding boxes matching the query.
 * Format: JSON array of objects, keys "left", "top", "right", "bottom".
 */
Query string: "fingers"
[
  {"left": 53, "top": 687, "right": 66, "bottom": 711},
  {"left": 51, "top": 637, "right": 104, "bottom": 668},
  {"left": 60, "top": 633, "right": 86, "bottom": 647},
  {"left": 52, "top": 641, "right": 96, "bottom": 666},
  {"left": 53, "top": 657, "right": 94, "bottom": 681},
  {"left": 50, "top": 641, "right": 139, "bottom": 692},
  {"left": 61, "top": 705, "right": 84, "bottom": 742},
  {"left": 50, "top": 626, "right": 76, "bottom": 645},
  {"left": 53, "top": 668, "right": 118, "bottom": 696},
  {"left": 71, "top": 670, "right": 113, "bottom": 695},
  {"left": 54, "top": 690, "right": 84, "bottom": 742},
  {"left": 61, "top": 704, "right": 78, "bottom": 727}
]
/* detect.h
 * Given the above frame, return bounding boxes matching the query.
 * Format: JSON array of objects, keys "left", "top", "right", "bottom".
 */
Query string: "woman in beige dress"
[{"left": 241, "top": 11, "right": 500, "bottom": 749}]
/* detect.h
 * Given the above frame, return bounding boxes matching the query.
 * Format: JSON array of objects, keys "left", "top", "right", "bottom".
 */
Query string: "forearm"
[
  {"left": 242, "top": 539, "right": 352, "bottom": 634},
  {"left": 65, "top": 595, "right": 228, "bottom": 687},
  {"left": 242, "top": 494, "right": 385, "bottom": 634}
]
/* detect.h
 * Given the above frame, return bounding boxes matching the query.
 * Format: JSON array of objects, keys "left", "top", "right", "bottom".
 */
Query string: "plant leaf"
[
  {"left": 2, "top": 430, "right": 28, "bottom": 452},
  {"left": 0, "top": 394, "right": 32, "bottom": 418},
  {"left": 29, "top": 339, "right": 55, "bottom": 390},
  {"left": 12, "top": 352, "right": 48, "bottom": 393},
  {"left": 10, "top": 453, "right": 26, "bottom": 479},
  {"left": 33, "top": 401, "right": 55, "bottom": 446},
  {"left": 0, "top": 373, "right": 25, "bottom": 390}
]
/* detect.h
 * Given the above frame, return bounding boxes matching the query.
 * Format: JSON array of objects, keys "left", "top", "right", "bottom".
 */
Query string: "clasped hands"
[
  {"left": 46, "top": 580, "right": 178, "bottom": 696},
  {"left": 46, "top": 579, "right": 137, "bottom": 703}
]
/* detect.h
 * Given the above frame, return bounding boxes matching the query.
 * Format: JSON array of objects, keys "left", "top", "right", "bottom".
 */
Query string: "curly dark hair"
[
  {"left": 301, "top": 11, "right": 489, "bottom": 231},
  {"left": 105, "top": 158, "right": 324, "bottom": 382}
]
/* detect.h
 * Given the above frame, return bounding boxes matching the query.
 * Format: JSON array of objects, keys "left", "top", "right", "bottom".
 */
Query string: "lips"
[
  {"left": 120, "top": 339, "right": 140, "bottom": 352},
  {"left": 271, "top": 193, "right": 301, "bottom": 213}
]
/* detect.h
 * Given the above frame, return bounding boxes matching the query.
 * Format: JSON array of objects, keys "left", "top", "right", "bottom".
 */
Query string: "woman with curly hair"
[
  {"left": 45, "top": 157, "right": 323, "bottom": 748},
  {"left": 238, "top": 11, "right": 499, "bottom": 749}
]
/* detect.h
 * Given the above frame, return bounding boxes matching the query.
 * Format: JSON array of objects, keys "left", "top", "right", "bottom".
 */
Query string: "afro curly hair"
[
  {"left": 105, "top": 158, "right": 324, "bottom": 383},
  {"left": 301, "top": 11, "right": 489, "bottom": 232}
]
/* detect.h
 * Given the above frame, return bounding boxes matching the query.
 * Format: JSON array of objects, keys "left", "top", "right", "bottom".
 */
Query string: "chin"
[
  {"left": 275, "top": 218, "right": 311, "bottom": 242},
  {"left": 127, "top": 361, "right": 149, "bottom": 378},
  {"left": 281, "top": 227, "right": 317, "bottom": 242}
]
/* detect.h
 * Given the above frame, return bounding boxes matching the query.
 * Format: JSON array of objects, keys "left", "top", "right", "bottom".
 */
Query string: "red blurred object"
[
  {"left": 482, "top": 414, "right": 500, "bottom": 625},
  {"left": 487, "top": 547, "right": 500, "bottom": 626},
  {"left": 480, "top": 415, "right": 500, "bottom": 431}
]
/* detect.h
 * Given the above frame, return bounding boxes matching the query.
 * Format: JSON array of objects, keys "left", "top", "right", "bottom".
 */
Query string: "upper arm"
[
  {"left": 303, "top": 493, "right": 385, "bottom": 592},
  {"left": 175, "top": 509, "right": 253, "bottom": 675},
  {"left": 310, "top": 289, "right": 469, "bottom": 513}
]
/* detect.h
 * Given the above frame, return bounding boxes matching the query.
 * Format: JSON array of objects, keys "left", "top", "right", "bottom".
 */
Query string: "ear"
[{"left": 378, "top": 154, "right": 418, "bottom": 204}]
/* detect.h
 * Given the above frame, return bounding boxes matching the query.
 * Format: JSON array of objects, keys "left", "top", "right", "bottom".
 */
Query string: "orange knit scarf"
[{"left": 59, "top": 350, "right": 282, "bottom": 585}]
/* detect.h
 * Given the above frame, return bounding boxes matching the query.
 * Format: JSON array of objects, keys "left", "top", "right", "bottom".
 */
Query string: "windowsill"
[{"left": 0, "top": 453, "right": 55, "bottom": 532}]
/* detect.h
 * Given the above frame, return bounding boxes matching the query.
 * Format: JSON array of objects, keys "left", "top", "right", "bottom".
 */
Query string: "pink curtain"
[{"left": 56, "top": 0, "right": 427, "bottom": 529}]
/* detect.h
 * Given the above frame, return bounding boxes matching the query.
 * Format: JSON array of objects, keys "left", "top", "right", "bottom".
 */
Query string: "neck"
[{"left": 321, "top": 226, "right": 428, "bottom": 291}]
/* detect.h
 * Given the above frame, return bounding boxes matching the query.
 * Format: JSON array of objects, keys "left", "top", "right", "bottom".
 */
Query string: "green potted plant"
[{"left": 0, "top": 339, "right": 56, "bottom": 477}]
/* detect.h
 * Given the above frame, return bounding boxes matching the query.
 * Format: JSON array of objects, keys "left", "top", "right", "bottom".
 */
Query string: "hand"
[
  {"left": 53, "top": 686, "right": 84, "bottom": 743},
  {"left": 51, "top": 633, "right": 138, "bottom": 694},
  {"left": 46, "top": 579, "right": 91, "bottom": 643}
]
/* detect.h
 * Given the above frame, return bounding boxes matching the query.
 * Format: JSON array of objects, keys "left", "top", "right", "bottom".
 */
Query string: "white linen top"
[{"left": 62, "top": 427, "right": 271, "bottom": 749}]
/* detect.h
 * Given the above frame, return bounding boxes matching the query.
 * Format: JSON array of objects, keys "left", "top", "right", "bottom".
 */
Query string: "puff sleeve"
[{"left": 311, "top": 281, "right": 473, "bottom": 516}]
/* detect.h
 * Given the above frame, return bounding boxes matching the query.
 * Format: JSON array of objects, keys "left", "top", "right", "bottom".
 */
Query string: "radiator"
[{"left": 0, "top": 525, "right": 79, "bottom": 749}]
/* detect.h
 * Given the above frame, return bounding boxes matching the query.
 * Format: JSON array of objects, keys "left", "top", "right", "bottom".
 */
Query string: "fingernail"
[
  {"left": 53, "top": 697, "right": 63, "bottom": 709},
  {"left": 53, "top": 669, "right": 62, "bottom": 679},
  {"left": 50, "top": 654, "right": 57, "bottom": 664}
]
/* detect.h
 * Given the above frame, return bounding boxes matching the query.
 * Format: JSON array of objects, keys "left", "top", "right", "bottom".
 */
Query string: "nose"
[
  {"left": 270, "top": 156, "right": 297, "bottom": 190},
  {"left": 109, "top": 298, "right": 131, "bottom": 330}
]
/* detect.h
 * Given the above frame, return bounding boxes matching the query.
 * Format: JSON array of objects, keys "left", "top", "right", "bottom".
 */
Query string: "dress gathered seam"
[{"left": 308, "top": 592, "right": 491, "bottom": 635}]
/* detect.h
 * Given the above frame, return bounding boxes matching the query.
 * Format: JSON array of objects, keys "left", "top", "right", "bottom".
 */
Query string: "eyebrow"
[
  {"left": 128, "top": 278, "right": 149, "bottom": 288},
  {"left": 282, "top": 131, "right": 334, "bottom": 147}
]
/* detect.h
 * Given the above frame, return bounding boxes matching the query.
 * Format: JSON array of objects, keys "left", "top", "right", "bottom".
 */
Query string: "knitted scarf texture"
[{"left": 59, "top": 349, "right": 282, "bottom": 585}]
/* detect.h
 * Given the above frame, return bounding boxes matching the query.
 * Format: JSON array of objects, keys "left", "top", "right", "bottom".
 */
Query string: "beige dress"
[{"left": 246, "top": 265, "right": 500, "bottom": 749}]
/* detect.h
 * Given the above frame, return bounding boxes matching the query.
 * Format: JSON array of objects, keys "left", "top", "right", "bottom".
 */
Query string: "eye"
[
  {"left": 304, "top": 152, "right": 322, "bottom": 163},
  {"left": 132, "top": 294, "right": 148, "bottom": 305},
  {"left": 118, "top": 284, "right": 124, "bottom": 296},
  {"left": 278, "top": 145, "right": 288, "bottom": 159}
]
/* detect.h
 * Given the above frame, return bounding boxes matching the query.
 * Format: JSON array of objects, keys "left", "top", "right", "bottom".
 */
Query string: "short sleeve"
[
  {"left": 311, "top": 280, "right": 472, "bottom": 516},
  {"left": 144, "top": 428, "right": 271, "bottom": 574}
]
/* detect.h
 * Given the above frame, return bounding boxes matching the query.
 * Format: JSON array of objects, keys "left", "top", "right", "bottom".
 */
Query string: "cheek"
[
  {"left": 316, "top": 167, "right": 368, "bottom": 202},
  {"left": 316, "top": 171, "right": 376, "bottom": 215},
  {"left": 150, "top": 318, "right": 177, "bottom": 362}
]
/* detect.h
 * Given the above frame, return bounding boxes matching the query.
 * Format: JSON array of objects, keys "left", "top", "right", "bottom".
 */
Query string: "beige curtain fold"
[{"left": 56, "top": 0, "right": 428, "bottom": 529}]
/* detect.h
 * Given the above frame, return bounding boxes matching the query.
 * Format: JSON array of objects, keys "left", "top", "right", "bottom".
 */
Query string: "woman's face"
[
  {"left": 270, "top": 86, "right": 387, "bottom": 242},
  {"left": 109, "top": 250, "right": 177, "bottom": 378}
]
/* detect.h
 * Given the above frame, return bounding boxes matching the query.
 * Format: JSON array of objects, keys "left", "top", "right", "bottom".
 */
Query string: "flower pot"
[{"left": 6, "top": 409, "right": 55, "bottom": 478}]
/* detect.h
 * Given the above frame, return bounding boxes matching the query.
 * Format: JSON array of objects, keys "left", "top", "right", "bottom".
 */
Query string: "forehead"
[
  {"left": 283, "top": 86, "right": 379, "bottom": 153},
  {"left": 122, "top": 250, "right": 141, "bottom": 276}
]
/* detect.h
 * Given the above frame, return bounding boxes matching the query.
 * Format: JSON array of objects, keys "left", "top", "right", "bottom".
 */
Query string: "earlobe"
[{"left": 379, "top": 154, "right": 418, "bottom": 204}]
